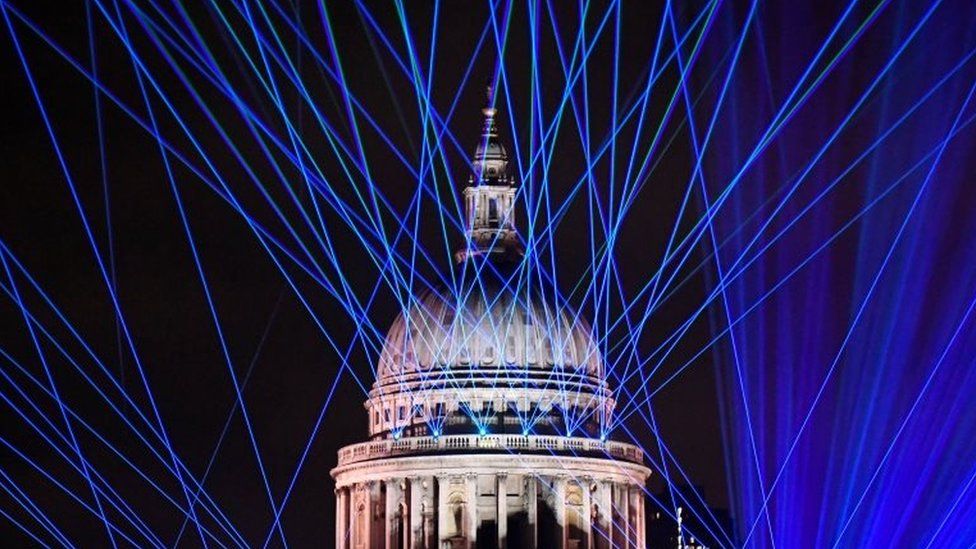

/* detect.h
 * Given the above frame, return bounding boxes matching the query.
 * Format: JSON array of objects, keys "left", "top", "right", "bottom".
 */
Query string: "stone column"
[
  {"left": 613, "top": 483, "right": 629, "bottom": 549},
  {"left": 410, "top": 477, "right": 423, "bottom": 548},
  {"left": 627, "top": 486, "right": 639, "bottom": 549},
  {"left": 336, "top": 487, "right": 348, "bottom": 549},
  {"left": 582, "top": 480, "right": 592, "bottom": 549},
  {"left": 496, "top": 473, "right": 508, "bottom": 548},
  {"left": 423, "top": 489, "right": 435, "bottom": 549},
  {"left": 437, "top": 477, "right": 450, "bottom": 546},
  {"left": 595, "top": 482, "right": 612, "bottom": 549},
  {"left": 386, "top": 480, "right": 397, "bottom": 549},
  {"left": 525, "top": 476, "right": 538, "bottom": 547},
  {"left": 465, "top": 473, "right": 478, "bottom": 547},
  {"left": 554, "top": 476, "right": 567, "bottom": 549},
  {"left": 360, "top": 483, "right": 373, "bottom": 549},
  {"left": 634, "top": 488, "right": 644, "bottom": 549},
  {"left": 372, "top": 481, "right": 385, "bottom": 549}
]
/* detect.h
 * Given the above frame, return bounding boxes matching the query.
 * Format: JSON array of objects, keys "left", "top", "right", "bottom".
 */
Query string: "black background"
[{"left": 4, "top": 1, "right": 970, "bottom": 546}]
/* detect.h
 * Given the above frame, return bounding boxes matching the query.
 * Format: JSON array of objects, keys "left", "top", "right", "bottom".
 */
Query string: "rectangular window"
[
  {"left": 384, "top": 409, "right": 391, "bottom": 423},
  {"left": 398, "top": 406, "right": 406, "bottom": 421},
  {"left": 507, "top": 335, "right": 517, "bottom": 363}
]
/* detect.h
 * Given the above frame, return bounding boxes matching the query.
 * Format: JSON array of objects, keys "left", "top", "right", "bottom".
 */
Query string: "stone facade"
[{"left": 333, "top": 452, "right": 648, "bottom": 548}]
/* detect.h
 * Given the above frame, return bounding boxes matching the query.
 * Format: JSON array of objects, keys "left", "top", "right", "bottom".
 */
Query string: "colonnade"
[{"left": 335, "top": 474, "right": 645, "bottom": 549}]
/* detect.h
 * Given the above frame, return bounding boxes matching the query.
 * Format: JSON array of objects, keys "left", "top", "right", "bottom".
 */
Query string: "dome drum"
[{"left": 364, "top": 388, "right": 615, "bottom": 440}]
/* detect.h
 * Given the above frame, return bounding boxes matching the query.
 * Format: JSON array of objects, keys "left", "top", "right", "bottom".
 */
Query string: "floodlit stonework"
[{"left": 332, "top": 90, "right": 650, "bottom": 548}]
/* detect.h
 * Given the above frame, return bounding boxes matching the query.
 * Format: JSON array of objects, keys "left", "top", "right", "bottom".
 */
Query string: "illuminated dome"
[
  {"left": 375, "top": 273, "right": 604, "bottom": 390},
  {"left": 366, "top": 264, "right": 614, "bottom": 441}
]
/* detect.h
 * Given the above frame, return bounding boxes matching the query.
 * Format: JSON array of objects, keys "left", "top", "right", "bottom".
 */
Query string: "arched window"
[
  {"left": 448, "top": 492, "right": 466, "bottom": 538},
  {"left": 566, "top": 483, "right": 585, "bottom": 546},
  {"left": 488, "top": 198, "right": 499, "bottom": 227}
]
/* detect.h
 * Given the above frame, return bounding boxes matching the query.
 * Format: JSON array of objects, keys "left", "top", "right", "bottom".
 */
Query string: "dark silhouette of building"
[{"left": 647, "top": 485, "right": 735, "bottom": 549}]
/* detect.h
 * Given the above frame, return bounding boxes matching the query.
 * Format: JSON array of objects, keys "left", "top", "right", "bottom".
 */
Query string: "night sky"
[{"left": 3, "top": 1, "right": 976, "bottom": 546}]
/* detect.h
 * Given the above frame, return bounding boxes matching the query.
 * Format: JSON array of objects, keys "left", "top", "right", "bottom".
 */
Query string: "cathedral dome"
[{"left": 374, "top": 267, "right": 604, "bottom": 393}]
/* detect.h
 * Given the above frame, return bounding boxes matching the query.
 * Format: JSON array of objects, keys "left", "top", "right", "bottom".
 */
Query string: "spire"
[
  {"left": 455, "top": 86, "right": 522, "bottom": 263},
  {"left": 471, "top": 85, "right": 509, "bottom": 186},
  {"left": 482, "top": 85, "right": 497, "bottom": 128}
]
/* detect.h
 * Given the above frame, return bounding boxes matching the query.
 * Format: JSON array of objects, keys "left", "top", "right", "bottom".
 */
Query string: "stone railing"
[{"left": 337, "top": 434, "right": 644, "bottom": 466}]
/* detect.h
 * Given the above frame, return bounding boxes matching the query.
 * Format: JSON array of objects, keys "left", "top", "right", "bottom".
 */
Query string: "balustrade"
[{"left": 336, "top": 434, "right": 644, "bottom": 466}]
